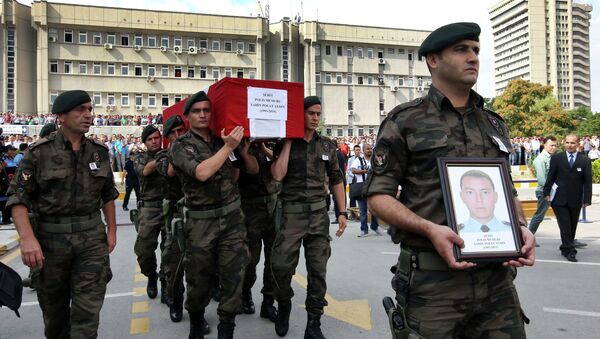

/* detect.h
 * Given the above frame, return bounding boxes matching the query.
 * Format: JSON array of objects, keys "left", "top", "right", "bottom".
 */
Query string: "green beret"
[
  {"left": 163, "top": 115, "right": 184, "bottom": 136},
  {"left": 418, "top": 22, "right": 480, "bottom": 58},
  {"left": 141, "top": 124, "right": 160, "bottom": 143},
  {"left": 51, "top": 90, "right": 91, "bottom": 114},
  {"left": 182, "top": 91, "right": 209, "bottom": 116},
  {"left": 304, "top": 96, "right": 321, "bottom": 110},
  {"left": 39, "top": 123, "right": 57, "bottom": 138}
]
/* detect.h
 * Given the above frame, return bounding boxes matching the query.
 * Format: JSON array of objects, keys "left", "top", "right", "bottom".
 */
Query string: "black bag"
[
  {"left": 349, "top": 157, "right": 366, "bottom": 200},
  {"left": 0, "top": 261, "right": 22, "bottom": 317}
]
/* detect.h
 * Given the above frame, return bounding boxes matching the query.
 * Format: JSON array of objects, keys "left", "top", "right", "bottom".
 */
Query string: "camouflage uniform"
[
  {"left": 365, "top": 86, "right": 526, "bottom": 338},
  {"left": 133, "top": 150, "right": 168, "bottom": 284},
  {"left": 169, "top": 130, "right": 249, "bottom": 321},
  {"left": 271, "top": 134, "right": 342, "bottom": 316},
  {"left": 7, "top": 130, "right": 118, "bottom": 339},
  {"left": 238, "top": 146, "right": 279, "bottom": 306},
  {"left": 155, "top": 150, "right": 185, "bottom": 305}
]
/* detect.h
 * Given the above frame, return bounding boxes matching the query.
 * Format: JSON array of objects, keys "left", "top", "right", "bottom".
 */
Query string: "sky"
[{"left": 18, "top": 0, "right": 599, "bottom": 111}]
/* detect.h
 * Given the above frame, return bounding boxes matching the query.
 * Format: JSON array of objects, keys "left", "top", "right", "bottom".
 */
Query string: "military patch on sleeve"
[
  {"left": 184, "top": 145, "right": 195, "bottom": 154},
  {"left": 487, "top": 116, "right": 504, "bottom": 136},
  {"left": 93, "top": 152, "right": 101, "bottom": 163},
  {"left": 21, "top": 170, "right": 32, "bottom": 182},
  {"left": 373, "top": 147, "right": 389, "bottom": 172}
]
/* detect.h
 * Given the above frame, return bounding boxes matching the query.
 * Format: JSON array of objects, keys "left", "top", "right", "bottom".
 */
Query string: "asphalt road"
[{"left": 2, "top": 201, "right": 600, "bottom": 339}]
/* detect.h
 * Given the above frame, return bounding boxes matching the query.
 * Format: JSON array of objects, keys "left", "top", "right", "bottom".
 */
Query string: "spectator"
[{"left": 351, "top": 143, "right": 383, "bottom": 237}]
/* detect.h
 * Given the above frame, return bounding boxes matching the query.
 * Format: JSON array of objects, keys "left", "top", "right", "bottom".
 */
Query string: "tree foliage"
[
  {"left": 570, "top": 107, "right": 600, "bottom": 137},
  {"left": 491, "top": 79, "right": 577, "bottom": 137}
]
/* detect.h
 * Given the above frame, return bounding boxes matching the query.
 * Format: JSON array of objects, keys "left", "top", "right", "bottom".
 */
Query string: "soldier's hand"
[
  {"left": 20, "top": 235, "right": 45, "bottom": 269},
  {"left": 107, "top": 228, "right": 117, "bottom": 253},
  {"left": 335, "top": 215, "right": 347, "bottom": 237},
  {"left": 503, "top": 226, "right": 535, "bottom": 267},
  {"left": 222, "top": 126, "right": 244, "bottom": 150},
  {"left": 428, "top": 225, "right": 476, "bottom": 270},
  {"left": 239, "top": 138, "right": 251, "bottom": 154}
]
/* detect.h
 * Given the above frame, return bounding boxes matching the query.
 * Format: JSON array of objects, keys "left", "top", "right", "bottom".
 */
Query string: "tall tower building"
[{"left": 489, "top": 0, "right": 592, "bottom": 109}]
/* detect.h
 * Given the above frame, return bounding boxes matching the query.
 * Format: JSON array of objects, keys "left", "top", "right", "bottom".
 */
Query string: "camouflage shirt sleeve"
[
  {"left": 364, "top": 116, "right": 407, "bottom": 197},
  {"left": 133, "top": 152, "right": 148, "bottom": 177},
  {"left": 6, "top": 148, "right": 37, "bottom": 210},
  {"left": 325, "top": 140, "right": 343, "bottom": 186},
  {"left": 155, "top": 149, "right": 169, "bottom": 177},
  {"left": 100, "top": 161, "right": 120, "bottom": 203},
  {"left": 169, "top": 140, "right": 200, "bottom": 179}
]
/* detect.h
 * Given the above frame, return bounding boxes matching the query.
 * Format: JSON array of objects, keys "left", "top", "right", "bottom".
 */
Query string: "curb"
[{"left": 0, "top": 228, "right": 20, "bottom": 257}]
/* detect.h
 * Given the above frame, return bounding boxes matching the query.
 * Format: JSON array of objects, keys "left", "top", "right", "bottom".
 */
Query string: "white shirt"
[{"left": 350, "top": 156, "right": 371, "bottom": 183}]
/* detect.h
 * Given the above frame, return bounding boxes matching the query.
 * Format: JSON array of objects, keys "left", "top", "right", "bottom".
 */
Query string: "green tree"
[
  {"left": 492, "top": 79, "right": 577, "bottom": 137},
  {"left": 570, "top": 107, "right": 600, "bottom": 136}
]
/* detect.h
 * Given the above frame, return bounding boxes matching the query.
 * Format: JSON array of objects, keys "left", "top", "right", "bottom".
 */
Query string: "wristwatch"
[{"left": 339, "top": 211, "right": 348, "bottom": 219}]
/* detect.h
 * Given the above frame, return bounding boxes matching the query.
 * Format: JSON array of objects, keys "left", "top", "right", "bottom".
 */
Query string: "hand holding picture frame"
[{"left": 437, "top": 157, "right": 523, "bottom": 263}]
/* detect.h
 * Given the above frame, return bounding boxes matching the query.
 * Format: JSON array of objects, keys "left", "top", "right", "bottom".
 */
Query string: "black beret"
[
  {"left": 418, "top": 22, "right": 480, "bottom": 58},
  {"left": 141, "top": 125, "right": 160, "bottom": 143},
  {"left": 51, "top": 90, "right": 91, "bottom": 114},
  {"left": 39, "top": 123, "right": 57, "bottom": 138},
  {"left": 163, "top": 115, "right": 184, "bottom": 136},
  {"left": 182, "top": 91, "right": 209, "bottom": 116},
  {"left": 304, "top": 96, "right": 321, "bottom": 110}
]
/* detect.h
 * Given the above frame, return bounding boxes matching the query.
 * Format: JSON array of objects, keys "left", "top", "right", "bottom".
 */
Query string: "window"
[
  {"left": 407, "top": 77, "right": 414, "bottom": 87},
  {"left": 378, "top": 49, "right": 384, "bottom": 59},
  {"left": 121, "top": 94, "right": 129, "bottom": 106},
  {"left": 148, "top": 65, "right": 156, "bottom": 77},
  {"left": 408, "top": 52, "right": 413, "bottom": 61},
  {"left": 249, "top": 70, "right": 256, "bottom": 79},
  {"left": 93, "top": 33, "right": 102, "bottom": 44},
  {"left": 347, "top": 74, "right": 353, "bottom": 84},
  {"left": 135, "top": 94, "right": 143, "bottom": 106},
  {"left": 121, "top": 34, "right": 129, "bottom": 46},
  {"left": 148, "top": 35, "right": 156, "bottom": 47},
  {"left": 50, "top": 61, "right": 58, "bottom": 73},
  {"left": 200, "top": 67, "right": 207, "bottom": 78},
  {"left": 237, "top": 41, "right": 244, "bottom": 52},
  {"left": 369, "top": 128, "right": 374, "bottom": 135},
  {"left": 348, "top": 129, "right": 354, "bottom": 137},
  {"left": 174, "top": 95, "right": 182, "bottom": 103},
  {"left": 237, "top": 68, "right": 244, "bottom": 78},
  {"left": 387, "top": 48, "right": 395, "bottom": 55},
  {"left": 174, "top": 66, "right": 182, "bottom": 78},
  {"left": 315, "top": 45, "right": 321, "bottom": 56},
  {"left": 225, "top": 68, "right": 232, "bottom": 78},
  {"left": 64, "top": 30, "right": 73, "bottom": 43},
  {"left": 224, "top": 40, "right": 233, "bottom": 51},
  {"left": 199, "top": 39, "right": 208, "bottom": 49},
  {"left": 398, "top": 48, "right": 405, "bottom": 54},
  {"left": 326, "top": 128, "right": 332, "bottom": 136},
  {"left": 347, "top": 47, "right": 353, "bottom": 57},
  {"left": 148, "top": 94, "right": 156, "bottom": 107},
  {"left": 248, "top": 42, "right": 256, "bottom": 53},
  {"left": 348, "top": 99, "right": 354, "bottom": 110},
  {"left": 93, "top": 93, "right": 101, "bottom": 106},
  {"left": 107, "top": 33, "right": 116, "bottom": 45},
  {"left": 325, "top": 45, "right": 331, "bottom": 55},
  {"left": 79, "top": 32, "right": 87, "bottom": 44},
  {"left": 174, "top": 37, "right": 182, "bottom": 47},
  {"left": 162, "top": 65, "right": 169, "bottom": 77},
  {"left": 315, "top": 72, "right": 321, "bottom": 83},
  {"left": 417, "top": 77, "right": 423, "bottom": 86},
  {"left": 378, "top": 76, "right": 385, "bottom": 86},
  {"left": 121, "top": 64, "right": 129, "bottom": 76},
  {"left": 187, "top": 39, "right": 195, "bottom": 48},
  {"left": 336, "top": 74, "right": 343, "bottom": 84},
  {"left": 367, "top": 48, "right": 374, "bottom": 59},
  {"left": 337, "top": 128, "right": 343, "bottom": 137},
  {"left": 379, "top": 100, "right": 385, "bottom": 111},
  {"left": 188, "top": 67, "right": 195, "bottom": 78},
  {"left": 398, "top": 78, "right": 404, "bottom": 86},
  {"left": 325, "top": 73, "right": 332, "bottom": 83},
  {"left": 212, "top": 68, "right": 220, "bottom": 79},
  {"left": 357, "top": 76, "right": 364, "bottom": 84},
  {"left": 107, "top": 93, "right": 115, "bottom": 105},
  {"left": 162, "top": 95, "right": 169, "bottom": 107},
  {"left": 79, "top": 62, "right": 87, "bottom": 74},
  {"left": 49, "top": 28, "right": 58, "bottom": 41},
  {"left": 212, "top": 40, "right": 220, "bottom": 51},
  {"left": 337, "top": 46, "right": 343, "bottom": 56},
  {"left": 50, "top": 92, "right": 59, "bottom": 105},
  {"left": 161, "top": 36, "right": 169, "bottom": 48},
  {"left": 367, "top": 76, "right": 373, "bottom": 85},
  {"left": 107, "top": 63, "right": 115, "bottom": 75},
  {"left": 357, "top": 47, "right": 364, "bottom": 58},
  {"left": 93, "top": 63, "right": 101, "bottom": 75},
  {"left": 135, "top": 65, "right": 143, "bottom": 76},
  {"left": 358, "top": 128, "right": 364, "bottom": 136},
  {"left": 134, "top": 34, "right": 142, "bottom": 46}
]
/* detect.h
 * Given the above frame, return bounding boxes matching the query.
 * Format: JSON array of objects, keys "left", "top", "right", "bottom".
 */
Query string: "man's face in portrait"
[{"left": 460, "top": 175, "right": 498, "bottom": 223}]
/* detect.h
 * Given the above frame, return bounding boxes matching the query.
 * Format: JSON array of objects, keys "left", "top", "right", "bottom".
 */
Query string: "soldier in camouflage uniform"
[
  {"left": 238, "top": 142, "right": 279, "bottom": 321},
  {"left": 365, "top": 23, "right": 535, "bottom": 338},
  {"left": 7, "top": 90, "right": 118, "bottom": 339},
  {"left": 134, "top": 125, "right": 168, "bottom": 302},
  {"left": 270, "top": 96, "right": 348, "bottom": 339},
  {"left": 169, "top": 91, "right": 257, "bottom": 339}
]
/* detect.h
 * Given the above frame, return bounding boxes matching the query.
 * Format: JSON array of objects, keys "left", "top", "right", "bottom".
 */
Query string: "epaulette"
[
  {"left": 29, "top": 133, "right": 55, "bottom": 150},
  {"left": 483, "top": 107, "right": 505, "bottom": 122},
  {"left": 89, "top": 137, "right": 109, "bottom": 150},
  {"left": 387, "top": 97, "right": 425, "bottom": 119}
]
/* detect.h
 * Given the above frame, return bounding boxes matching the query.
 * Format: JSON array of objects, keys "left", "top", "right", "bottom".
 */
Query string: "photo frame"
[{"left": 437, "top": 157, "right": 523, "bottom": 263}]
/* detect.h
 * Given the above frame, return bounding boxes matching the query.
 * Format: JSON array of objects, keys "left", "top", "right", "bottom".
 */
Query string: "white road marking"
[
  {"left": 536, "top": 259, "right": 600, "bottom": 266},
  {"left": 380, "top": 252, "right": 399, "bottom": 255},
  {"left": 21, "top": 291, "right": 135, "bottom": 307},
  {"left": 543, "top": 307, "right": 600, "bottom": 318}
]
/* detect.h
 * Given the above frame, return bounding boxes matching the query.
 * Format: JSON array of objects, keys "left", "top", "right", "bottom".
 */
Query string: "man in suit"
[{"left": 543, "top": 134, "right": 592, "bottom": 262}]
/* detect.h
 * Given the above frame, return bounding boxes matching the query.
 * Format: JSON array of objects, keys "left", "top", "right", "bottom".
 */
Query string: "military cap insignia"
[
  {"left": 373, "top": 147, "right": 389, "bottom": 170},
  {"left": 21, "top": 170, "right": 32, "bottom": 182},
  {"left": 487, "top": 116, "right": 504, "bottom": 136}
]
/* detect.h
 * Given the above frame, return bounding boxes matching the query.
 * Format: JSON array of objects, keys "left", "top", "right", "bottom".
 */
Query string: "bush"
[{"left": 592, "top": 160, "right": 600, "bottom": 184}]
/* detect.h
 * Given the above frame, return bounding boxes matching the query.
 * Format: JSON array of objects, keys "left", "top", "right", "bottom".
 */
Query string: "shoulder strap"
[{"left": 358, "top": 157, "right": 366, "bottom": 181}]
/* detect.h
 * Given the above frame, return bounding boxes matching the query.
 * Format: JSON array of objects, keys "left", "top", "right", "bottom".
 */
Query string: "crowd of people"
[
  {"left": 0, "top": 112, "right": 162, "bottom": 126},
  {"left": 509, "top": 136, "right": 600, "bottom": 165}
]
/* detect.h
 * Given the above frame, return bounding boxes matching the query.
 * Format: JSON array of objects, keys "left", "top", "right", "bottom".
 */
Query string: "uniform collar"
[
  {"left": 427, "top": 85, "right": 484, "bottom": 113},
  {"left": 55, "top": 128, "right": 87, "bottom": 151}
]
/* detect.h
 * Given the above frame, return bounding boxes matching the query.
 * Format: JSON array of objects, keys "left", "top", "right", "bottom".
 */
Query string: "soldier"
[
  {"left": 270, "top": 96, "right": 347, "bottom": 339},
  {"left": 134, "top": 124, "right": 168, "bottom": 302},
  {"left": 238, "top": 141, "right": 279, "bottom": 321},
  {"left": 365, "top": 23, "right": 535, "bottom": 338},
  {"left": 7, "top": 90, "right": 118, "bottom": 338},
  {"left": 169, "top": 90, "right": 257, "bottom": 339}
]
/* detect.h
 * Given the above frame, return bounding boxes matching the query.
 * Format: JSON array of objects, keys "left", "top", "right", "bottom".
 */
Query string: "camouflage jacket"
[
  {"left": 238, "top": 145, "right": 279, "bottom": 199},
  {"left": 364, "top": 86, "right": 514, "bottom": 249},
  {"left": 6, "top": 129, "right": 119, "bottom": 216},
  {"left": 169, "top": 130, "right": 241, "bottom": 208},
  {"left": 155, "top": 149, "right": 183, "bottom": 202},
  {"left": 134, "top": 150, "right": 167, "bottom": 202},
  {"left": 274, "top": 133, "right": 343, "bottom": 203}
]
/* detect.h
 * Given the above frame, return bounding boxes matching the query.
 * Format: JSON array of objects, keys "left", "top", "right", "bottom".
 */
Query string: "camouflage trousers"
[
  {"left": 393, "top": 261, "right": 525, "bottom": 338},
  {"left": 161, "top": 210, "right": 185, "bottom": 301},
  {"left": 241, "top": 199, "right": 277, "bottom": 297},
  {"left": 184, "top": 207, "right": 249, "bottom": 320},
  {"left": 31, "top": 224, "right": 112, "bottom": 339},
  {"left": 271, "top": 205, "right": 331, "bottom": 315},
  {"left": 134, "top": 206, "right": 166, "bottom": 280}
]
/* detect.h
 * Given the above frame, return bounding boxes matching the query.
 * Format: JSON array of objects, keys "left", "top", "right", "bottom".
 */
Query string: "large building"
[{"left": 489, "top": 0, "right": 593, "bottom": 109}]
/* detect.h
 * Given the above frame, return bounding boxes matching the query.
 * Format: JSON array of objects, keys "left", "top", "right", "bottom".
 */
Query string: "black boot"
[
  {"left": 189, "top": 312, "right": 210, "bottom": 339},
  {"left": 304, "top": 313, "right": 326, "bottom": 339},
  {"left": 169, "top": 296, "right": 183, "bottom": 323},
  {"left": 260, "top": 295, "right": 278, "bottom": 322},
  {"left": 241, "top": 290, "right": 255, "bottom": 314},
  {"left": 160, "top": 279, "right": 170, "bottom": 305},
  {"left": 146, "top": 272, "right": 158, "bottom": 299},
  {"left": 217, "top": 322, "right": 235, "bottom": 339},
  {"left": 275, "top": 301, "right": 291, "bottom": 337}
]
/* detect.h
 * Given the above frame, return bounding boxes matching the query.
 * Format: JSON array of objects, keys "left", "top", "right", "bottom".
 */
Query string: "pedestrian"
[
  {"left": 365, "top": 23, "right": 535, "bottom": 338},
  {"left": 543, "top": 134, "right": 592, "bottom": 262},
  {"left": 528, "top": 136, "right": 558, "bottom": 239},
  {"left": 270, "top": 95, "right": 348, "bottom": 339},
  {"left": 350, "top": 143, "right": 383, "bottom": 237},
  {"left": 7, "top": 90, "right": 118, "bottom": 338},
  {"left": 122, "top": 153, "right": 140, "bottom": 211},
  {"left": 169, "top": 90, "right": 257, "bottom": 339}
]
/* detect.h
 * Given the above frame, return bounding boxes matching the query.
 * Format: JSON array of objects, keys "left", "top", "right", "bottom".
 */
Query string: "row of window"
[
  {"left": 49, "top": 61, "right": 256, "bottom": 79},
  {"left": 48, "top": 28, "right": 257, "bottom": 52},
  {"left": 325, "top": 127, "right": 377, "bottom": 137},
  {"left": 316, "top": 72, "right": 429, "bottom": 87},
  {"left": 5, "top": 29, "right": 16, "bottom": 111},
  {"left": 317, "top": 44, "right": 423, "bottom": 61},
  {"left": 50, "top": 92, "right": 186, "bottom": 108}
]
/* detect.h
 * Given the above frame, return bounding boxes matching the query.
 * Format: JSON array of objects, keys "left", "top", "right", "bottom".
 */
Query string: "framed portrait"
[{"left": 437, "top": 157, "right": 523, "bottom": 263}]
